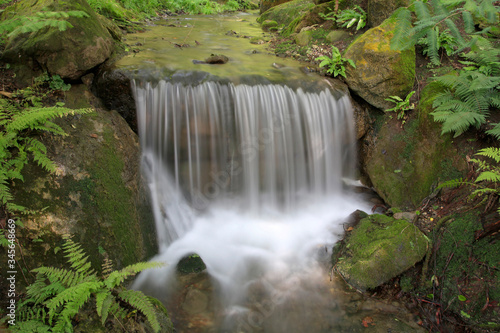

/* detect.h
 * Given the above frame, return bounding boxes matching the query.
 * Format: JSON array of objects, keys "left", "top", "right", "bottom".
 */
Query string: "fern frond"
[
  {"left": 486, "top": 123, "right": 500, "bottom": 139},
  {"left": 7, "top": 107, "right": 90, "bottom": 133},
  {"left": 95, "top": 289, "right": 113, "bottom": 323},
  {"left": 475, "top": 171, "right": 500, "bottom": 183},
  {"left": 476, "top": 147, "right": 500, "bottom": 163},
  {"left": 62, "top": 235, "right": 96, "bottom": 277},
  {"left": 45, "top": 281, "right": 101, "bottom": 320},
  {"left": 118, "top": 289, "right": 161, "bottom": 333},
  {"left": 390, "top": 7, "right": 413, "bottom": 50},
  {"left": 437, "top": 177, "right": 468, "bottom": 189},
  {"left": 104, "top": 262, "right": 163, "bottom": 289},
  {"left": 431, "top": 109, "right": 486, "bottom": 137},
  {"left": 427, "top": 27, "right": 441, "bottom": 65}
]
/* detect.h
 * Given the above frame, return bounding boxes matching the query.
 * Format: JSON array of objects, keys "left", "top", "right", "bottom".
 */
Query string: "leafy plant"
[
  {"left": 438, "top": 147, "right": 500, "bottom": 213},
  {"left": 417, "top": 27, "right": 460, "bottom": 60},
  {"left": 335, "top": 5, "right": 367, "bottom": 31},
  {"left": 385, "top": 91, "right": 416, "bottom": 120},
  {"left": 315, "top": 46, "right": 355, "bottom": 78},
  {"left": 391, "top": 0, "right": 498, "bottom": 66},
  {"left": 9, "top": 235, "right": 165, "bottom": 332},
  {"left": 319, "top": 5, "right": 366, "bottom": 31}
]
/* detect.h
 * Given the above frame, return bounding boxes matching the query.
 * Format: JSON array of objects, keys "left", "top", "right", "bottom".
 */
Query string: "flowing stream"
[{"left": 127, "top": 12, "right": 424, "bottom": 333}]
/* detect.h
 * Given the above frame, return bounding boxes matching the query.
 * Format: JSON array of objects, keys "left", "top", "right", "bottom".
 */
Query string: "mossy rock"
[
  {"left": 362, "top": 79, "right": 467, "bottom": 209},
  {"left": 344, "top": 8, "right": 415, "bottom": 110},
  {"left": 335, "top": 214, "right": 429, "bottom": 291},
  {"left": 295, "top": 30, "right": 314, "bottom": 46},
  {"left": 1, "top": 0, "right": 117, "bottom": 80},
  {"left": 257, "top": 0, "right": 315, "bottom": 33},
  {"left": 9, "top": 86, "right": 157, "bottom": 278},
  {"left": 261, "top": 19, "right": 278, "bottom": 31}
]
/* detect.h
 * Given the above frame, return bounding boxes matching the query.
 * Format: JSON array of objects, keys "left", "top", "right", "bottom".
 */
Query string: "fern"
[
  {"left": 430, "top": 63, "right": 500, "bottom": 137},
  {"left": 391, "top": 0, "right": 499, "bottom": 65},
  {"left": 12, "top": 235, "right": 166, "bottom": 333},
  {"left": 0, "top": 95, "right": 91, "bottom": 213}
]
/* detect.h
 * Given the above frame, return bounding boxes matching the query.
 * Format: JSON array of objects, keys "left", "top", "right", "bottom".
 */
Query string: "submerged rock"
[
  {"left": 1, "top": 0, "right": 117, "bottom": 81},
  {"left": 334, "top": 214, "right": 429, "bottom": 291}
]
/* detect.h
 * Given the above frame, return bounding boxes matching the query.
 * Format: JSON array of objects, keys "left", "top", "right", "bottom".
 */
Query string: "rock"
[
  {"left": 344, "top": 9, "right": 415, "bottom": 110},
  {"left": 11, "top": 85, "right": 157, "bottom": 273},
  {"left": 257, "top": 0, "right": 315, "bottom": 34},
  {"left": 326, "top": 30, "right": 351, "bottom": 43},
  {"left": 261, "top": 19, "right": 278, "bottom": 31},
  {"left": 182, "top": 288, "right": 209, "bottom": 314},
  {"left": 335, "top": 214, "right": 429, "bottom": 291},
  {"left": 92, "top": 67, "right": 137, "bottom": 132},
  {"left": 295, "top": 30, "right": 314, "bottom": 46},
  {"left": 393, "top": 212, "right": 417, "bottom": 221},
  {"left": 260, "top": 0, "right": 295, "bottom": 14},
  {"left": 205, "top": 54, "right": 229, "bottom": 64},
  {"left": 361, "top": 80, "right": 467, "bottom": 209},
  {"left": 367, "top": 0, "right": 410, "bottom": 28},
  {"left": 0, "top": 0, "right": 117, "bottom": 81}
]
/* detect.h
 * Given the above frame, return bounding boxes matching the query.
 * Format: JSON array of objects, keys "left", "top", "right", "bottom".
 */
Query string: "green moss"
[
  {"left": 430, "top": 212, "right": 500, "bottom": 326},
  {"left": 335, "top": 214, "right": 428, "bottom": 290}
]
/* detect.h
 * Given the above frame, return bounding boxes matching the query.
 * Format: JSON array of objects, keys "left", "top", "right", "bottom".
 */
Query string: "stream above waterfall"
[{"left": 125, "top": 12, "right": 426, "bottom": 333}]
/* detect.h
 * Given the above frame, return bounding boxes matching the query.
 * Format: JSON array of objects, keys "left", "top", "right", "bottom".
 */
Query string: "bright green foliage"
[
  {"left": 418, "top": 27, "right": 459, "bottom": 59},
  {"left": 85, "top": 0, "right": 245, "bottom": 19},
  {"left": 385, "top": 91, "right": 416, "bottom": 120},
  {"left": 11, "top": 235, "right": 164, "bottom": 333},
  {"left": 319, "top": 5, "right": 367, "bottom": 31},
  {"left": 391, "top": 0, "right": 499, "bottom": 66},
  {"left": 0, "top": 10, "right": 89, "bottom": 43},
  {"left": 315, "top": 46, "right": 355, "bottom": 78},
  {"left": 430, "top": 40, "right": 500, "bottom": 138},
  {"left": 335, "top": 5, "right": 366, "bottom": 31}
]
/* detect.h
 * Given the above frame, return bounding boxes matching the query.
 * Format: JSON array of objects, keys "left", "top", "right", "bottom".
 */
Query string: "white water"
[{"left": 132, "top": 79, "right": 370, "bottom": 331}]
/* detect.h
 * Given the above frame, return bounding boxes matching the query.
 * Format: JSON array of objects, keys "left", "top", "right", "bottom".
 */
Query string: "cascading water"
[{"left": 132, "top": 77, "right": 371, "bottom": 332}]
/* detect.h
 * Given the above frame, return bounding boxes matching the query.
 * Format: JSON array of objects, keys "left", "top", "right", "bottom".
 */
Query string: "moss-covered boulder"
[
  {"left": 334, "top": 214, "right": 429, "bottom": 291},
  {"left": 260, "top": 0, "right": 294, "bottom": 14},
  {"left": 361, "top": 80, "right": 467, "bottom": 209},
  {"left": 257, "top": 0, "right": 315, "bottom": 34},
  {"left": 11, "top": 85, "right": 156, "bottom": 274},
  {"left": 367, "top": 0, "right": 410, "bottom": 28},
  {"left": 344, "top": 9, "right": 415, "bottom": 110},
  {"left": 1, "top": 0, "right": 117, "bottom": 80}
]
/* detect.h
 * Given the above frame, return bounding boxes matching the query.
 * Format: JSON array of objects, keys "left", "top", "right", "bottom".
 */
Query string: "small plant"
[
  {"left": 385, "top": 91, "right": 416, "bottom": 121},
  {"left": 9, "top": 235, "right": 165, "bottom": 332},
  {"left": 315, "top": 46, "right": 355, "bottom": 78},
  {"left": 417, "top": 27, "right": 459, "bottom": 63},
  {"left": 335, "top": 5, "right": 367, "bottom": 31},
  {"left": 319, "top": 5, "right": 366, "bottom": 31}
]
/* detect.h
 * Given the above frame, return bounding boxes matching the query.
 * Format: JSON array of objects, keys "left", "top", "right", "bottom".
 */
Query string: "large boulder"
[
  {"left": 334, "top": 214, "right": 429, "bottom": 291},
  {"left": 367, "top": 0, "right": 410, "bottom": 28},
  {"left": 11, "top": 85, "right": 156, "bottom": 274},
  {"left": 344, "top": 9, "right": 415, "bottom": 110},
  {"left": 361, "top": 80, "right": 467, "bottom": 209},
  {"left": 1, "top": 0, "right": 117, "bottom": 80}
]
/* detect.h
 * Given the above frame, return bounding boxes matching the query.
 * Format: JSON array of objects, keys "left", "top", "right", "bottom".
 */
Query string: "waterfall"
[{"left": 132, "top": 78, "right": 369, "bottom": 331}]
